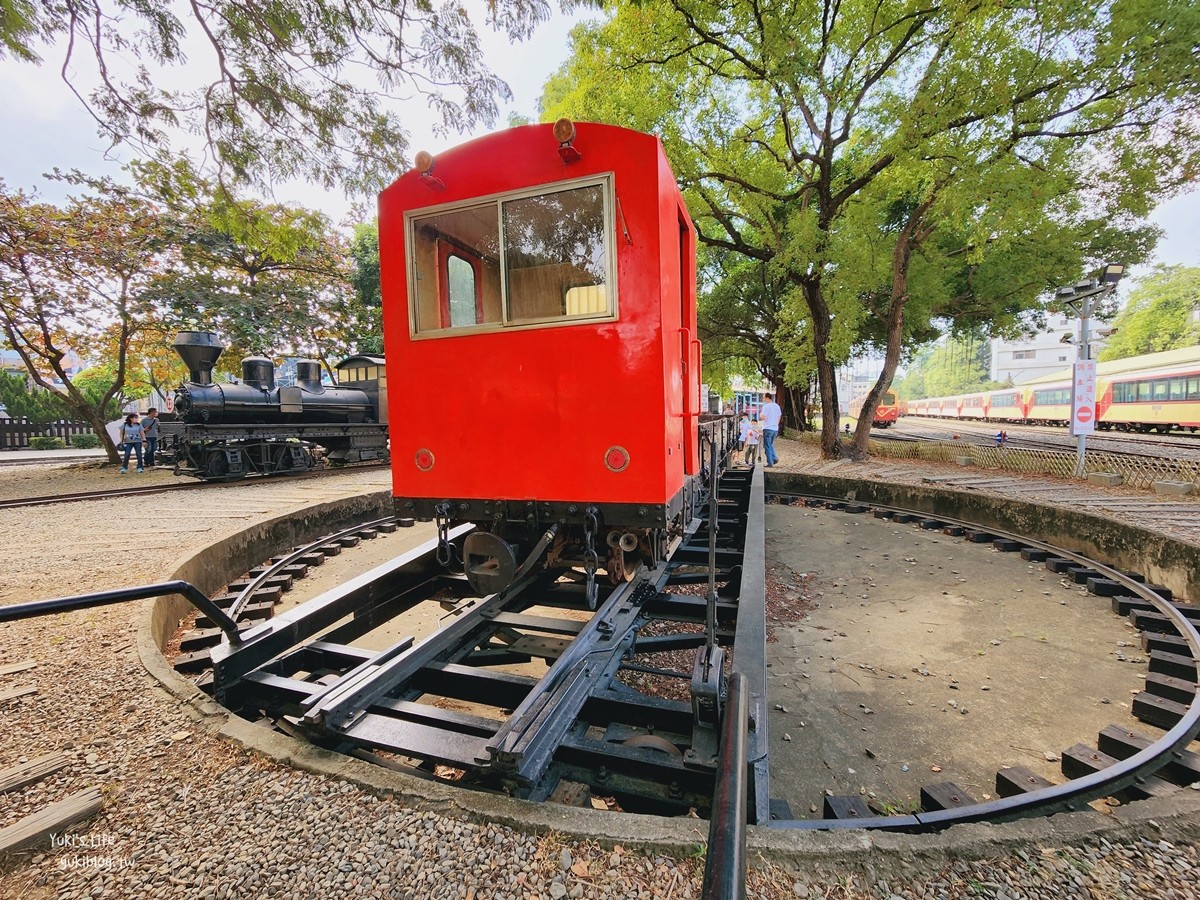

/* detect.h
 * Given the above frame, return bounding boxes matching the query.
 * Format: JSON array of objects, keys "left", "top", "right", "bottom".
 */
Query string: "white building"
[
  {"left": 837, "top": 355, "right": 887, "bottom": 413},
  {"left": 989, "top": 312, "right": 1114, "bottom": 384}
]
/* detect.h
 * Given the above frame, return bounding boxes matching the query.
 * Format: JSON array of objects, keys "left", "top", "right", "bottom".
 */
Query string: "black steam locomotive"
[{"left": 160, "top": 331, "right": 390, "bottom": 480}]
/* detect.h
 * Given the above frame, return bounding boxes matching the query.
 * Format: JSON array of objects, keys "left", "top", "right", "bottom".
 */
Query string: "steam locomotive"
[{"left": 160, "top": 331, "right": 390, "bottom": 480}]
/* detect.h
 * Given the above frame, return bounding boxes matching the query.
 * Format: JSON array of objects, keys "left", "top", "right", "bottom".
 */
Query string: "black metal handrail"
[
  {"left": 0, "top": 581, "right": 243, "bottom": 645},
  {"left": 702, "top": 671, "right": 749, "bottom": 900}
]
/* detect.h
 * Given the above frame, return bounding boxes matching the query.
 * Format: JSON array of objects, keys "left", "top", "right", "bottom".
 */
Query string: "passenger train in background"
[
  {"left": 378, "top": 120, "right": 730, "bottom": 601},
  {"left": 904, "top": 345, "right": 1200, "bottom": 433},
  {"left": 848, "top": 389, "right": 900, "bottom": 428}
]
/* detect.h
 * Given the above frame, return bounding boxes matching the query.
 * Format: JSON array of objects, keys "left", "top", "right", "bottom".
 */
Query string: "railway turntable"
[{"left": 206, "top": 446, "right": 767, "bottom": 822}]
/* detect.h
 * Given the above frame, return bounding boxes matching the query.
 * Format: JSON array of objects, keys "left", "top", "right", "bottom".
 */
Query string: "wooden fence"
[
  {"left": 868, "top": 437, "right": 1200, "bottom": 490},
  {"left": 0, "top": 418, "right": 96, "bottom": 450}
]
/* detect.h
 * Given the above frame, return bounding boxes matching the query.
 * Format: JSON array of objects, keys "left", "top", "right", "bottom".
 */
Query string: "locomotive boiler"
[{"left": 162, "top": 331, "right": 390, "bottom": 480}]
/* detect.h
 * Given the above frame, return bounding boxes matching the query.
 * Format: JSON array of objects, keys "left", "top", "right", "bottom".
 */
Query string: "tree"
[
  {"left": 892, "top": 337, "right": 1005, "bottom": 399},
  {"left": 0, "top": 371, "right": 72, "bottom": 423},
  {"left": 0, "top": 177, "right": 173, "bottom": 462},
  {"left": 349, "top": 222, "right": 385, "bottom": 355},
  {"left": 542, "top": 1, "right": 1199, "bottom": 458},
  {"left": 138, "top": 161, "right": 374, "bottom": 374},
  {"left": 0, "top": 0, "right": 554, "bottom": 193},
  {"left": 1099, "top": 266, "right": 1200, "bottom": 361}
]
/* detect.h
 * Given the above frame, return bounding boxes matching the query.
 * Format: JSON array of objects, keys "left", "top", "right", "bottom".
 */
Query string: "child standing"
[
  {"left": 744, "top": 418, "right": 761, "bottom": 466},
  {"left": 736, "top": 413, "right": 751, "bottom": 465}
]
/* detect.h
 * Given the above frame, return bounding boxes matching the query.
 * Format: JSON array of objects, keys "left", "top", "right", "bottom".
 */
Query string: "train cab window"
[
  {"left": 502, "top": 184, "right": 609, "bottom": 323},
  {"left": 407, "top": 175, "right": 615, "bottom": 337}
]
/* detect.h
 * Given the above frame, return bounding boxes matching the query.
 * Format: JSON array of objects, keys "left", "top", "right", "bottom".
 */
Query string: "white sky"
[{"left": 0, "top": 6, "right": 1194, "bottom": 278}]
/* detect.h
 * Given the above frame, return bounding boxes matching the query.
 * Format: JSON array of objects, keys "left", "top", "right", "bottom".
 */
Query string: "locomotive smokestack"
[
  {"left": 295, "top": 360, "right": 324, "bottom": 393},
  {"left": 173, "top": 331, "right": 224, "bottom": 385}
]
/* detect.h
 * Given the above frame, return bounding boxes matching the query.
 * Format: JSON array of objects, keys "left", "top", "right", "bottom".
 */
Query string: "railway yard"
[{"left": 0, "top": 439, "right": 1196, "bottom": 900}]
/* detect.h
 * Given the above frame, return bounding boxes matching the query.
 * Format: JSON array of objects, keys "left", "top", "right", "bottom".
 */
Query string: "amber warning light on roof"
[
  {"left": 554, "top": 118, "right": 582, "bottom": 164},
  {"left": 413, "top": 150, "right": 445, "bottom": 190}
]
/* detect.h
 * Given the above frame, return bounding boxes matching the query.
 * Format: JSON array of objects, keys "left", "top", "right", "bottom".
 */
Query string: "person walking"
[
  {"left": 142, "top": 407, "right": 160, "bottom": 467},
  {"left": 744, "top": 417, "right": 761, "bottom": 467},
  {"left": 118, "top": 413, "right": 146, "bottom": 474},
  {"left": 760, "top": 392, "right": 782, "bottom": 467}
]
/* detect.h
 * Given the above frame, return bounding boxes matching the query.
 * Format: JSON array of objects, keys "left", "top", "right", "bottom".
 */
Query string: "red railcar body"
[{"left": 378, "top": 123, "right": 700, "bottom": 533}]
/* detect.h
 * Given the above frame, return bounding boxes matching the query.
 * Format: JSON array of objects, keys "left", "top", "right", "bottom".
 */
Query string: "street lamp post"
[{"left": 1056, "top": 263, "right": 1125, "bottom": 477}]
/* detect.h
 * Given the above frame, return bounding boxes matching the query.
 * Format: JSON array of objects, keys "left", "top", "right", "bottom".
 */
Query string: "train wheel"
[{"left": 205, "top": 449, "right": 245, "bottom": 481}]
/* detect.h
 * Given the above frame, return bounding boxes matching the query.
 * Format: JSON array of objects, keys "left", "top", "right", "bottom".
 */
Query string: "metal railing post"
[{"left": 702, "top": 671, "right": 749, "bottom": 900}]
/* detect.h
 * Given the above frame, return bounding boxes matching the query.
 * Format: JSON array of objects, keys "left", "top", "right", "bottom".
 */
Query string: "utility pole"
[{"left": 1055, "top": 264, "right": 1125, "bottom": 478}]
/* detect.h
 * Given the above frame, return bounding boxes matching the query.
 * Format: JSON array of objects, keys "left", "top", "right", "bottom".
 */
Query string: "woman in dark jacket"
[{"left": 118, "top": 413, "right": 146, "bottom": 474}]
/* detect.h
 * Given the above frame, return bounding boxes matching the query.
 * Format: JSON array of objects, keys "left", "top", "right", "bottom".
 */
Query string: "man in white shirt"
[{"left": 760, "top": 393, "right": 782, "bottom": 467}]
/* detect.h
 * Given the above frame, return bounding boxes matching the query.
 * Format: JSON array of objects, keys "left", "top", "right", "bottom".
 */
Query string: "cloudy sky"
[{"left": 0, "top": 7, "right": 1194, "bottom": 277}]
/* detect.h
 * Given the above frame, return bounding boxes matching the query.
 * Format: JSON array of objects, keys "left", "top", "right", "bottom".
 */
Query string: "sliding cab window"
[{"left": 408, "top": 177, "right": 614, "bottom": 336}]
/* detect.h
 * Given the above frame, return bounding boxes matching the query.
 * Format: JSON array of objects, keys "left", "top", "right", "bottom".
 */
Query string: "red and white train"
[
  {"left": 378, "top": 121, "right": 721, "bottom": 598},
  {"left": 848, "top": 389, "right": 900, "bottom": 428},
  {"left": 905, "top": 346, "right": 1200, "bottom": 433}
]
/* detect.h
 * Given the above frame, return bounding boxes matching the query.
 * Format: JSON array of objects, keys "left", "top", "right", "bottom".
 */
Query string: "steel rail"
[
  {"left": 701, "top": 671, "right": 748, "bottom": 900},
  {"left": 766, "top": 491, "right": 1200, "bottom": 831},
  {"left": 224, "top": 515, "right": 399, "bottom": 623},
  {"left": 0, "top": 463, "right": 387, "bottom": 512},
  {"left": 0, "top": 581, "right": 244, "bottom": 645}
]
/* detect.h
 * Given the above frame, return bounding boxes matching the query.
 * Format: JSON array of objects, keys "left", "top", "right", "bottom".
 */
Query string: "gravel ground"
[{"left": 1, "top": 459, "right": 1199, "bottom": 899}]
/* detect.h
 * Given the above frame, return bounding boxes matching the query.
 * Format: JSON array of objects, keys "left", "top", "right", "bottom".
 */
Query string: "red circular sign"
[{"left": 1075, "top": 405, "right": 1093, "bottom": 423}]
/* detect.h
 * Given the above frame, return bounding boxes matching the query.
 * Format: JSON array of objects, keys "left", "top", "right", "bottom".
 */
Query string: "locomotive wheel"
[
  {"left": 206, "top": 449, "right": 229, "bottom": 479},
  {"left": 205, "top": 449, "right": 244, "bottom": 481}
]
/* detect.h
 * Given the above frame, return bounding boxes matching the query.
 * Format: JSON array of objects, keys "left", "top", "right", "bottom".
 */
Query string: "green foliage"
[
  {"left": 893, "top": 338, "right": 1007, "bottom": 399},
  {"left": 72, "top": 365, "right": 128, "bottom": 421},
  {"left": 69, "top": 433, "right": 101, "bottom": 449},
  {"left": 0, "top": 371, "right": 71, "bottom": 422},
  {"left": 349, "top": 222, "right": 385, "bottom": 355},
  {"left": 1099, "top": 266, "right": 1200, "bottom": 361},
  {"left": 29, "top": 436, "right": 66, "bottom": 450},
  {"left": 136, "top": 160, "right": 376, "bottom": 369},
  {"left": 541, "top": 0, "right": 1199, "bottom": 455},
  {"left": 2, "top": 1, "right": 552, "bottom": 192}
]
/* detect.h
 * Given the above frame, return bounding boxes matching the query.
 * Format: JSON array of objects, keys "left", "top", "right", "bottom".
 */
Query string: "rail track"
[
  {"left": 893, "top": 418, "right": 1200, "bottom": 462},
  {"left": 4, "top": 468, "right": 1200, "bottom": 898},
  {"left": 159, "top": 481, "right": 1198, "bottom": 834},
  {"left": 0, "top": 462, "right": 389, "bottom": 512}
]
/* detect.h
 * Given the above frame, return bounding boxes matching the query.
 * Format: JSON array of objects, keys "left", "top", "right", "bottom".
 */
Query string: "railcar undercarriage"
[
  {"left": 209, "top": 442, "right": 769, "bottom": 819},
  {"left": 160, "top": 422, "right": 390, "bottom": 480}
]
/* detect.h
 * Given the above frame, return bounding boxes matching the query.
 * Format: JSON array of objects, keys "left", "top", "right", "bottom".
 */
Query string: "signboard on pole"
[{"left": 1070, "top": 359, "right": 1097, "bottom": 436}]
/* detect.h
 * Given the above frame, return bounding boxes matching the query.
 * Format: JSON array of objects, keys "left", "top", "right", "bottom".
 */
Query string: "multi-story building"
[{"left": 989, "top": 312, "right": 1114, "bottom": 385}]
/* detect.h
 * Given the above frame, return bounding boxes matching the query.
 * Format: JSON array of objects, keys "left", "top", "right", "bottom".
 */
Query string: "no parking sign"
[{"left": 1070, "top": 359, "right": 1097, "bottom": 436}]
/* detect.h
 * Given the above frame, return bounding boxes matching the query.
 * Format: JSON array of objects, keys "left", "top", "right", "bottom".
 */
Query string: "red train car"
[
  {"left": 848, "top": 389, "right": 899, "bottom": 427},
  {"left": 378, "top": 122, "right": 707, "bottom": 598}
]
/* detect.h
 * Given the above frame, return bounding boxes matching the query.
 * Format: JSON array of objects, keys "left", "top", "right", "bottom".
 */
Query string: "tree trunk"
[
  {"left": 87, "top": 411, "right": 121, "bottom": 463},
  {"left": 849, "top": 205, "right": 932, "bottom": 459},
  {"left": 801, "top": 278, "right": 842, "bottom": 458}
]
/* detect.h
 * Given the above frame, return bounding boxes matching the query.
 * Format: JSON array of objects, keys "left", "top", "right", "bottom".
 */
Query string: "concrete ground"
[{"left": 765, "top": 501, "right": 1159, "bottom": 818}]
